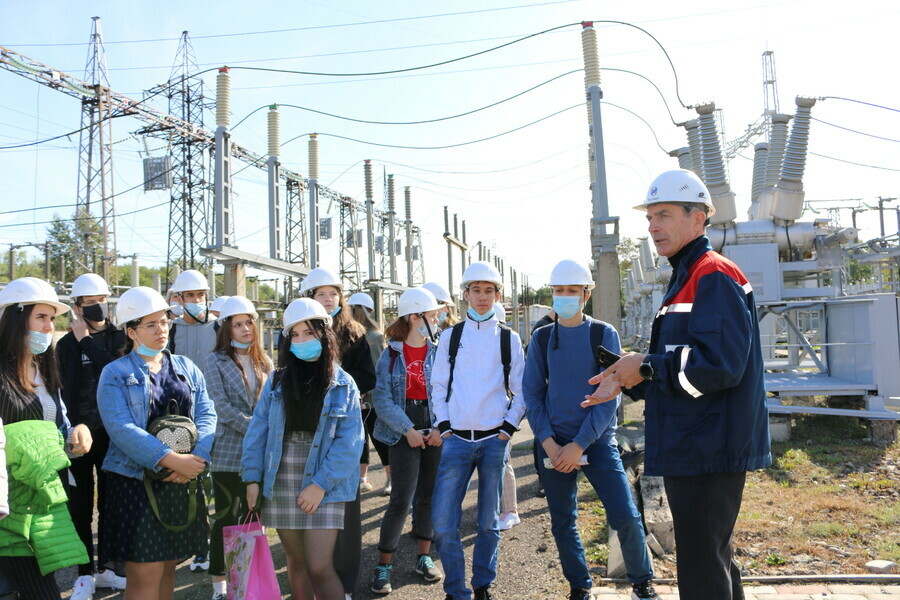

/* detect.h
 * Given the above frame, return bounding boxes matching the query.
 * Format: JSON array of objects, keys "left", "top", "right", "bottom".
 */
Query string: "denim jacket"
[
  {"left": 97, "top": 350, "right": 217, "bottom": 480},
  {"left": 241, "top": 365, "right": 364, "bottom": 503},
  {"left": 371, "top": 338, "right": 436, "bottom": 446}
]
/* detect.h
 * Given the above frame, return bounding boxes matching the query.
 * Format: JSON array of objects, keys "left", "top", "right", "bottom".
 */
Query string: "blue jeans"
[
  {"left": 432, "top": 434, "right": 509, "bottom": 600},
  {"left": 538, "top": 439, "right": 653, "bottom": 588}
]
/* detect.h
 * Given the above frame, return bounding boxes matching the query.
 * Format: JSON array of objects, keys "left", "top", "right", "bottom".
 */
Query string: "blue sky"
[{"left": 2, "top": 0, "right": 899, "bottom": 290}]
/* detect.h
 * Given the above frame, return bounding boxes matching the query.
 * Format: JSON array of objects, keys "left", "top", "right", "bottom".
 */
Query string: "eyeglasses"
[{"left": 137, "top": 318, "right": 171, "bottom": 331}]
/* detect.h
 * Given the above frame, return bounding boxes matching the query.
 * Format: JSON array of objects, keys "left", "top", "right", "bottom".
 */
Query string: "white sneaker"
[
  {"left": 360, "top": 477, "right": 374, "bottom": 492},
  {"left": 190, "top": 553, "right": 211, "bottom": 572},
  {"left": 94, "top": 569, "right": 127, "bottom": 590},
  {"left": 498, "top": 511, "right": 521, "bottom": 531},
  {"left": 71, "top": 575, "right": 95, "bottom": 600}
]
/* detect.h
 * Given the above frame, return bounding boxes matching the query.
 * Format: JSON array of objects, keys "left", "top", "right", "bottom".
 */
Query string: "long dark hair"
[
  {"left": 350, "top": 304, "right": 381, "bottom": 334},
  {"left": 213, "top": 314, "right": 270, "bottom": 398},
  {"left": 273, "top": 319, "right": 337, "bottom": 432},
  {"left": 307, "top": 290, "right": 364, "bottom": 360},
  {"left": 0, "top": 304, "right": 62, "bottom": 423}
]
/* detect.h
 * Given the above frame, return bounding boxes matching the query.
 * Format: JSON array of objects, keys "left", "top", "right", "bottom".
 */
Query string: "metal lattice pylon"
[
  {"left": 338, "top": 195, "right": 363, "bottom": 290},
  {"left": 284, "top": 177, "right": 308, "bottom": 266},
  {"left": 411, "top": 226, "right": 425, "bottom": 286},
  {"left": 75, "top": 16, "right": 117, "bottom": 283},
  {"left": 165, "top": 31, "right": 210, "bottom": 285}
]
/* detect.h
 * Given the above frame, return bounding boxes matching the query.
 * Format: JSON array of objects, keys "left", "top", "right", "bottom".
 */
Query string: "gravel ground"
[{"left": 56, "top": 416, "right": 582, "bottom": 599}]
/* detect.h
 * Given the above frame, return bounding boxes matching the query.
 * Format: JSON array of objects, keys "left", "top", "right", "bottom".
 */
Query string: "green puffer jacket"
[{"left": 0, "top": 420, "right": 88, "bottom": 575}]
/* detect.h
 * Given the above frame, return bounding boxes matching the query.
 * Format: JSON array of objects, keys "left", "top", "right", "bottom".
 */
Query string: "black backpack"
[
  {"left": 445, "top": 321, "right": 512, "bottom": 402},
  {"left": 532, "top": 318, "right": 611, "bottom": 372}
]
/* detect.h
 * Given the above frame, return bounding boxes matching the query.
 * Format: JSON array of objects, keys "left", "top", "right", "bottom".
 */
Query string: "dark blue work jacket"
[{"left": 628, "top": 235, "right": 772, "bottom": 477}]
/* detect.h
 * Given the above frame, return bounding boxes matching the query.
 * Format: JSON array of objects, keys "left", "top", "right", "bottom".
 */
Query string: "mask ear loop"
[{"left": 420, "top": 313, "right": 436, "bottom": 342}]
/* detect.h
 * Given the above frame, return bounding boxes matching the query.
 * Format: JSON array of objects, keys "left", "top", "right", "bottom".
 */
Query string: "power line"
[
  {"left": 810, "top": 151, "right": 900, "bottom": 172},
  {"left": 372, "top": 145, "right": 581, "bottom": 175},
  {"left": 232, "top": 69, "right": 582, "bottom": 129},
  {"left": 281, "top": 104, "right": 581, "bottom": 151},
  {"left": 821, "top": 96, "right": 900, "bottom": 114},
  {"left": 5, "top": 1, "right": 578, "bottom": 46},
  {"left": 811, "top": 117, "right": 900, "bottom": 144},
  {"left": 0, "top": 202, "right": 79, "bottom": 216}
]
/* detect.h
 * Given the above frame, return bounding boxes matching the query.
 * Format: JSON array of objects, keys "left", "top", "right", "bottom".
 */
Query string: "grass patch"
[{"left": 803, "top": 522, "right": 860, "bottom": 538}]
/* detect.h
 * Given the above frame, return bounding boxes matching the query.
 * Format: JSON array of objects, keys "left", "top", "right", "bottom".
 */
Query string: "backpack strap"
[
  {"left": 498, "top": 324, "right": 512, "bottom": 398},
  {"left": 588, "top": 319, "right": 611, "bottom": 371},
  {"left": 444, "top": 321, "right": 466, "bottom": 402},
  {"left": 167, "top": 323, "right": 177, "bottom": 354},
  {"left": 388, "top": 347, "right": 400, "bottom": 375}
]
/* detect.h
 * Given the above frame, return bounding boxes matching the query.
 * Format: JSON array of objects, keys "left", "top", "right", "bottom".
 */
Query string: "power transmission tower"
[
  {"left": 75, "top": 16, "right": 117, "bottom": 283},
  {"left": 762, "top": 50, "right": 780, "bottom": 141},
  {"left": 165, "top": 31, "right": 210, "bottom": 285}
]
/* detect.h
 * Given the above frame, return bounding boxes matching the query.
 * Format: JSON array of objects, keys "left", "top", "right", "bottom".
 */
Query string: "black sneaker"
[
  {"left": 569, "top": 588, "right": 592, "bottom": 600},
  {"left": 371, "top": 564, "right": 392, "bottom": 595},
  {"left": 474, "top": 585, "right": 494, "bottom": 600},
  {"left": 415, "top": 554, "right": 443, "bottom": 582},
  {"left": 631, "top": 581, "right": 658, "bottom": 600}
]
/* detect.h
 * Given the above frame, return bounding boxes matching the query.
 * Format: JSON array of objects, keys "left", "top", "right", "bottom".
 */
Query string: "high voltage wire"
[
  {"left": 232, "top": 69, "right": 583, "bottom": 129},
  {"left": 5, "top": 1, "right": 578, "bottom": 46},
  {"left": 280, "top": 104, "right": 582, "bottom": 150},
  {"left": 821, "top": 96, "right": 900, "bottom": 114},
  {"left": 809, "top": 152, "right": 900, "bottom": 173},
  {"left": 811, "top": 117, "right": 900, "bottom": 144}
]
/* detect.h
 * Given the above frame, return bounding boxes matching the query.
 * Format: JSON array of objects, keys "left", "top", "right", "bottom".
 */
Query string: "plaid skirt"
[{"left": 261, "top": 430, "right": 344, "bottom": 530}]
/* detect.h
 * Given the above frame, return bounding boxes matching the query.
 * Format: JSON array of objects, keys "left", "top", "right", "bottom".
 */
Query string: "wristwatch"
[{"left": 639, "top": 356, "right": 654, "bottom": 381}]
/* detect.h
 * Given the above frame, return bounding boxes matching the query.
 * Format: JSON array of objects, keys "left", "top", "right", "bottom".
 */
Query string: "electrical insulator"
[
  {"left": 580, "top": 23, "right": 600, "bottom": 89},
  {"left": 750, "top": 143, "right": 768, "bottom": 203},
  {"left": 588, "top": 145, "right": 595, "bottom": 183},
  {"left": 764, "top": 114, "right": 791, "bottom": 189},
  {"left": 267, "top": 105, "right": 279, "bottom": 158},
  {"left": 671, "top": 147, "right": 691, "bottom": 171},
  {"left": 364, "top": 160, "right": 373, "bottom": 199},
  {"left": 780, "top": 97, "right": 816, "bottom": 184},
  {"left": 405, "top": 187, "right": 412, "bottom": 221},
  {"left": 387, "top": 174, "right": 395, "bottom": 213},
  {"left": 216, "top": 67, "right": 230, "bottom": 128},
  {"left": 308, "top": 134, "right": 319, "bottom": 180},
  {"left": 684, "top": 120, "right": 703, "bottom": 179},
  {"left": 695, "top": 102, "right": 726, "bottom": 187}
]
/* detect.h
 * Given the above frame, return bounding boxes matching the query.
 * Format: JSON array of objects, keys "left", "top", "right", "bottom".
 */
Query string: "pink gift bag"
[{"left": 223, "top": 512, "right": 281, "bottom": 599}]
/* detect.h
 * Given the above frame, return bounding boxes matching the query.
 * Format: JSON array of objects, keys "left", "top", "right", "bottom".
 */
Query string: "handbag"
[
  {"left": 143, "top": 399, "right": 205, "bottom": 531},
  {"left": 223, "top": 512, "right": 281, "bottom": 600}
]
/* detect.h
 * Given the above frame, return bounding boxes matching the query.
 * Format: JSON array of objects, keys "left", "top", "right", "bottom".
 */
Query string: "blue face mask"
[
  {"left": 231, "top": 339, "right": 252, "bottom": 350},
  {"left": 183, "top": 302, "right": 207, "bottom": 320},
  {"left": 437, "top": 311, "right": 447, "bottom": 325},
  {"left": 28, "top": 331, "right": 53, "bottom": 355},
  {"left": 329, "top": 305, "right": 342, "bottom": 318},
  {"left": 552, "top": 295, "right": 583, "bottom": 320},
  {"left": 290, "top": 338, "right": 323, "bottom": 361},
  {"left": 136, "top": 343, "right": 164, "bottom": 358},
  {"left": 467, "top": 307, "right": 494, "bottom": 322}
]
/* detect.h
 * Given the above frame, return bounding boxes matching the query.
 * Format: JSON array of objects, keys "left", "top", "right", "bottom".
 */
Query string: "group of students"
[{"left": 0, "top": 257, "right": 660, "bottom": 600}]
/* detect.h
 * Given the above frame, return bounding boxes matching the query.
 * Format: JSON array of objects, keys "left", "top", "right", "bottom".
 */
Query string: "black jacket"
[
  {"left": 56, "top": 326, "right": 125, "bottom": 430},
  {"left": 340, "top": 334, "right": 376, "bottom": 396}
]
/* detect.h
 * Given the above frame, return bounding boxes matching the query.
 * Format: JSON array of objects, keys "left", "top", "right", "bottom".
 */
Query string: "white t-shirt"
[{"left": 236, "top": 353, "right": 258, "bottom": 396}]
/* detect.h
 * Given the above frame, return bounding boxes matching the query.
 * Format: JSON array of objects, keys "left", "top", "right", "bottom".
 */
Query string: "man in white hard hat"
[
  {"left": 524, "top": 260, "right": 656, "bottom": 600},
  {"left": 167, "top": 270, "right": 217, "bottom": 372},
  {"left": 165, "top": 269, "right": 217, "bottom": 572},
  {"left": 56, "top": 273, "right": 128, "bottom": 596},
  {"left": 584, "top": 169, "right": 771, "bottom": 600},
  {"left": 430, "top": 261, "right": 526, "bottom": 600}
]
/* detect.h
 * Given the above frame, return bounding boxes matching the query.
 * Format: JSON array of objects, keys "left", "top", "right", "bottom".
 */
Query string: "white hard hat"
[
  {"left": 116, "top": 286, "right": 171, "bottom": 328},
  {"left": 636, "top": 169, "right": 716, "bottom": 217},
  {"left": 70, "top": 273, "right": 112, "bottom": 298},
  {"left": 283, "top": 298, "right": 332, "bottom": 335},
  {"left": 460, "top": 261, "right": 502, "bottom": 291},
  {"left": 347, "top": 292, "right": 374, "bottom": 311},
  {"left": 169, "top": 269, "right": 210, "bottom": 293},
  {"left": 422, "top": 282, "right": 452, "bottom": 304},
  {"left": 549, "top": 259, "right": 595, "bottom": 289},
  {"left": 493, "top": 302, "right": 507, "bottom": 322},
  {"left": 299, "top": 267, "right": 343, "bottom": 296},
  {"left": 398, "top": 287, "right": 440, "bottom": 318},
  {"left": 0, "top": 277, "right": 69, "bottom": 316},
  {"left": 209, "top": 295, "right": 232, "bottom": 313},
  {"left": 217, "top": 296, "right": 257, "bottom": 321}
]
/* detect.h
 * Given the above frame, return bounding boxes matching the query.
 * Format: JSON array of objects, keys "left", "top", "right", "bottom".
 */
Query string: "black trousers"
[
  {"left": 334, "top": 491, "right": 361, "bottom": 593},
  {"left": 0, "top": 557, "right": 59, "bottom": 600},
  {"left": 360, "top": 403, "right": 391, "bottom": 467},
  {"left": 377, "top": 440, "right": 442, "bottom": 554},
  {"left": 66, "top": 428, "right": 110, "bottom": 576},
  {"left": 209, "top": 472, "right": 249, "bottom": 576},
  {"left": 664, "top": 471, "right": 747, "bottom": 600}
]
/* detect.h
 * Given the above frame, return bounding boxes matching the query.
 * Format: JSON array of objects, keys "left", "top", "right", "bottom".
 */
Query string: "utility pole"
[
  {"left": 387, "top": 175, "right": 397, "bottom": 284},
  {"left": 443, "top": 207, "right": 468, "bottom": 302},
  {"left": 75, "top": 17, "right": 117, "bottom": 284},
  {"left": 878, "top": 197, "right": 896, "bottom": 238},
  {"left": 164, "top": 31, "right": 209, "bottom": 283},
  {"left": 405, "top": 186, "right": 414, "bottom": 287},
  {"left": 308, "top": 134, "right": 319, "bottom": 268},
  {"left": 267, "top": 105, "right": 282, "bottom": 260},
  {"left": 581, "top": 21, "right": 621, "bottom": 330},
  {"left": 364, "top": 160, "right": 376, "bottom": 281}
]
